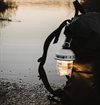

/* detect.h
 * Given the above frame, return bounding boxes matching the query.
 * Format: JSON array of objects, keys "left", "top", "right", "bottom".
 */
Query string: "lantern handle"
[
  {"left": 37, "top": 20, "right": 72, "bottom": 103},
  {"left": 73, "top": 0, "right": 86, "bottom": 17}
]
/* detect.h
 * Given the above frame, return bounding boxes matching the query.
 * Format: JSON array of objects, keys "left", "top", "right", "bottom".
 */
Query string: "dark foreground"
[{"left": 0, "top": 78, "right": 63, "bottom": 105}]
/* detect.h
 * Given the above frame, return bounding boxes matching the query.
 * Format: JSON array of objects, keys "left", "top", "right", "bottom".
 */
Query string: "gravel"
[{"left": 0, "top": 78, "right": 63, "bottom": 105}]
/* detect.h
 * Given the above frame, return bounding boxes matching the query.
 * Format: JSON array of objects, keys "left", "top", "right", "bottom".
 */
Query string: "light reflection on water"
[{"left": 0, "top": 5, "right": 73, "bottom": 85}]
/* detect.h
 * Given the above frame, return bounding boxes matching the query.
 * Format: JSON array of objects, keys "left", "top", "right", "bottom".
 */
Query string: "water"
[{"left": 0, "top": 4, "right": 73, "bottom": 86}]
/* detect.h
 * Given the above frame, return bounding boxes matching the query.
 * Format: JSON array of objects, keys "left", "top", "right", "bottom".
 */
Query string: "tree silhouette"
[{"left": 0, "top": 0, "right": 17, "bottom": 28}]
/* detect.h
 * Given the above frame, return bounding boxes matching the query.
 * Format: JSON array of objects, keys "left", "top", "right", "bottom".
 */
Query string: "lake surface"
[{"left": 0, "top": 4, "right": 73, "bottom": 86}]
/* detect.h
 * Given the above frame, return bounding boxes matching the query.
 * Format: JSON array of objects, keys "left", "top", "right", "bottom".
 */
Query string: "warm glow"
[
  {"left": 73, "top": 63, "right": 93, "bottom": 72},
  {"left": 73, "top": 63, "right": 93, "bottom": 79},
  {"left": 56, "top": 60, "right": 73, "bottom": 76}
]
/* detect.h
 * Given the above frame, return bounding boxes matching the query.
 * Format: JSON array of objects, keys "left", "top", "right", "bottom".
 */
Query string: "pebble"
[{"left": 0, "top": 78, "right": 63, "bottom": 105}]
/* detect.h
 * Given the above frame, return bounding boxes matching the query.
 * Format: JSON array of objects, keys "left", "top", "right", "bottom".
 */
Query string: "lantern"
[{"left": 55, "top": 48, "right": 75, "bottom": 76}]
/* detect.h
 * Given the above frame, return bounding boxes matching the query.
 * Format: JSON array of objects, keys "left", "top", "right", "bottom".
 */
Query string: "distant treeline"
[
  {"left": 0, "top": 0, "right": 17, "bottom": 23},
  {"left": 0, "top": 0, "right": 17, "bottom": 9}
]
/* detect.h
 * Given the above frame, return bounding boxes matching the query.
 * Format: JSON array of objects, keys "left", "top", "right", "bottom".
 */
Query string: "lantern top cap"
[{"left": 55, "top": 49, "right": 75, "bottom": 61}]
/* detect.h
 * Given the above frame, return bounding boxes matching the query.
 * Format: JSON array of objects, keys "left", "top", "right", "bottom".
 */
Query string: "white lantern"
[{"left": 55, "top": 49, "right": 75, "bottom": 76}]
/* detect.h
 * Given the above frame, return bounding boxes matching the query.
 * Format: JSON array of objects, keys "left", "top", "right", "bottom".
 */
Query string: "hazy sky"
[
  {"left": 16, "top": 0, "right": 73, "bottom": 3},
  {"left": 15, "top": 0, "right": 76, "bottom": 8}
]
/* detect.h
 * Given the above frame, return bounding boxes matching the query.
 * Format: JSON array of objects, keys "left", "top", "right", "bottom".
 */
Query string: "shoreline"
[{"left": 0, "top": 78, "right": 63, "bottom": 105}]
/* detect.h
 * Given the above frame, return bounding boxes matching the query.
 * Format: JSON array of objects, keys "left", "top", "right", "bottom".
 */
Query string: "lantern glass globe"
[{"left": 55, "top": 49, "right": 75, "bottom": 76}]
